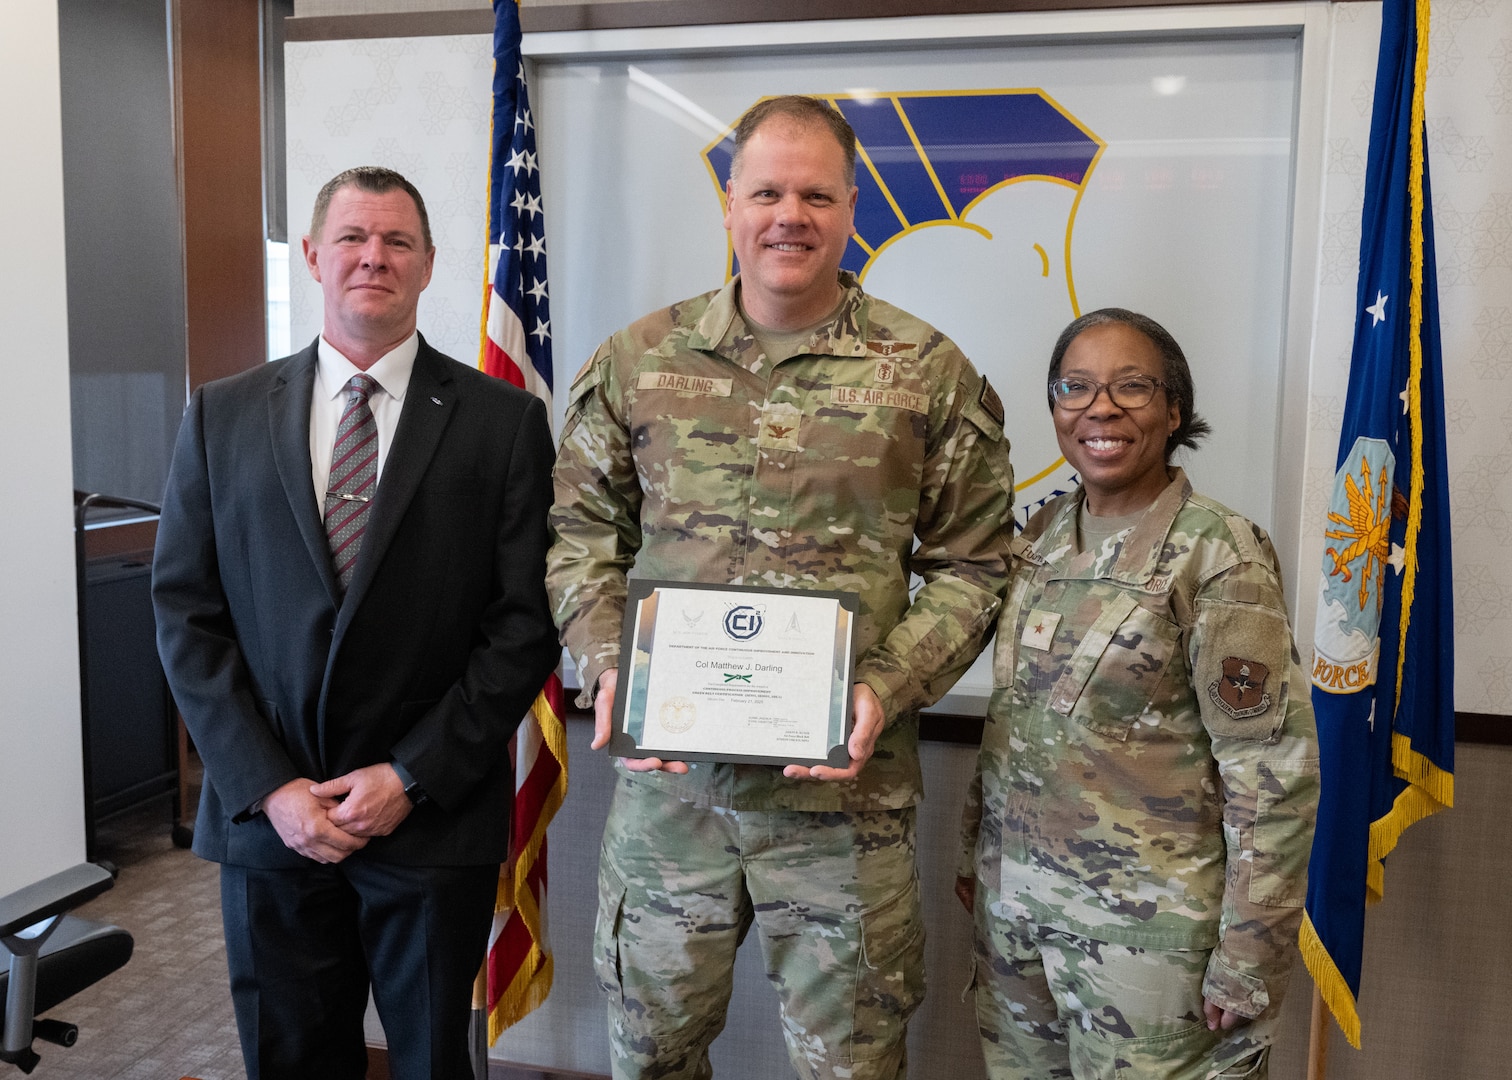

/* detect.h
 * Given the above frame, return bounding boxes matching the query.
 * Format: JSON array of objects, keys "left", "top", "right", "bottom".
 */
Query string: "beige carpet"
[
  {"left": 29, "top": 762, "right": 594, "bottom": 1080},
  {"left": 33, "top": 768, "right": 244, "bottom": 1080}
]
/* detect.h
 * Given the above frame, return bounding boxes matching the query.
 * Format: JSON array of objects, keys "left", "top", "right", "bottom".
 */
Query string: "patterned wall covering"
[{"left": 286, "top": 34, "right": 493, "bottom": 363}]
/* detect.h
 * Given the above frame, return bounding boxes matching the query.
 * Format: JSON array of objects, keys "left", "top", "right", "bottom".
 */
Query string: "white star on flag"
[{"left": 1366, "top": 291, "right": 1388, "bottom": 325}]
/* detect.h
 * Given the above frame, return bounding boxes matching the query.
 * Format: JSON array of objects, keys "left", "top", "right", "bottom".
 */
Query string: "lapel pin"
[{"left": 431, "top": 396, "right": 443, "bottom": 406}]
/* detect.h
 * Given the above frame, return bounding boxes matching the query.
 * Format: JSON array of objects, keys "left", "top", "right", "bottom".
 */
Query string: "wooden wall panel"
[{"left": 174, "top": 0, "right": 267, "bottom": 390}]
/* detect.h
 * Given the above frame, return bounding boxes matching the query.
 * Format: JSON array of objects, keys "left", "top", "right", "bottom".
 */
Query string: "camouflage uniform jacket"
[
  {"left": 959, "top": 470, "right": 1319, "bottom": 1017},
  {"left": 547, "top": 272, "right": 1014, "bottom": 812}
]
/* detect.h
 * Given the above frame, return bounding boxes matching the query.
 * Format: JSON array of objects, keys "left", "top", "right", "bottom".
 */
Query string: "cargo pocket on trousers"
[
  {"left": 593, "top": 855, "right": 627, "bottom": 1002},
  {"left": 851, "top": 876, "right": 927, "bottom": 1063},
  {"left": 1108, "top": 1019, "right": 1216, "bottom": 1080},
  {"left": 1215, "top": 1047, "right": 1270, "bottom": 1078}
]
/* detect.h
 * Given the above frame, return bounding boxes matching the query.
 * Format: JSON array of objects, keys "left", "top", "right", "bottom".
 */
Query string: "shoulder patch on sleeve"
[
  {"left": 978, "top": 377, "right": 1004, "bottom": 427},
  {"left": 567, "top": 351, "right": 606, "bottom": 409},
  {"left": 1209, "top": 656, "right": 1273, "bottom": 719},
  {"left": 1194, "top": 598, "right": 1292, "bottom": 741},
  {"left": 960, "top": 371, "right": 1005, "bottom": 443}
]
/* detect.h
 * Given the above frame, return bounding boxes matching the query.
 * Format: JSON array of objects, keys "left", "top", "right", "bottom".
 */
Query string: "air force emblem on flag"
[{"left": 1313, "top": 436, "right": 1400, "bottom": 696}]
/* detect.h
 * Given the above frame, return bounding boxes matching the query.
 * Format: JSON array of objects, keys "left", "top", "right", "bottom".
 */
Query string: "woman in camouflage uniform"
[{"left": 957, "top": 309, "right": 1319, "bottom": 1079}]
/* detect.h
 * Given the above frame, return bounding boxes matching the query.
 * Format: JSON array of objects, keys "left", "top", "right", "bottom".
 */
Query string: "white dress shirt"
[{"left": 309, "top": 332, "right": 419, "bottom": 505}]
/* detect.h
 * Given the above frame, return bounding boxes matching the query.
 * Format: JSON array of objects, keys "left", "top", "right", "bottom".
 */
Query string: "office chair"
[{"left": 0, "top": 862, "right": 133, "bottom": 1074}]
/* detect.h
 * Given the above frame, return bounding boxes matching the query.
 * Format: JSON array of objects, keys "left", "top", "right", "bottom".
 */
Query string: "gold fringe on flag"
[
  {"left": 1300, "top": 911, "right": 1362, "bottom": 1049},
  {"left": 488, "top": 687, "right": 569, "bottom": 1044},
  {"left": 1367, "top": 0, "right": 1452, "bottom": 909}
]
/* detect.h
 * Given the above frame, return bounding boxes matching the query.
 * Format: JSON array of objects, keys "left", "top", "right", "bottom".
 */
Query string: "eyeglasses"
[{"left": 1048, "top": 374, "right": 1168, "bottom": 411}]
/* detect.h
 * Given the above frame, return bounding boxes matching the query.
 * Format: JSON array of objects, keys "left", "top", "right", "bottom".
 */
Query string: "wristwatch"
[{"left": 392, "top": 760, "right": 430, "bottom": 807}]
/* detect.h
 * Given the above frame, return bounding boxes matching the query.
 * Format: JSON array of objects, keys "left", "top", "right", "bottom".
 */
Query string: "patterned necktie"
[{"left": 324, "top": 373, "right": 379, "bottom": 591}]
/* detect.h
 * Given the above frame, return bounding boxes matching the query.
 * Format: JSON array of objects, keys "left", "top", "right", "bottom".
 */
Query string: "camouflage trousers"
[
  {"left": 594, "top": 776, "right": 926, "bottom": 1080},
  {"left": 970, "top": 883, "right": 1275, "bottom": 1080}
]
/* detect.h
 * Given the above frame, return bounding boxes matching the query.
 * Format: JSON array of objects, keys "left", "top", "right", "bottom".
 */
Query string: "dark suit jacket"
[{"left": 153, "top": 336, "right": 561, "bottom": 870}]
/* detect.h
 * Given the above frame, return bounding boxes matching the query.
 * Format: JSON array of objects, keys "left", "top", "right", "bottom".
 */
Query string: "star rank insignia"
[{"left": 1021, "top": 610, "right": 1061, "bottom": 651}]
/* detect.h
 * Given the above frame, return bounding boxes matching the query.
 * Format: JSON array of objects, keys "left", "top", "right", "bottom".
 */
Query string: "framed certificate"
[{"left": 608, "top": 580, "right": 859, "bottom": 767}]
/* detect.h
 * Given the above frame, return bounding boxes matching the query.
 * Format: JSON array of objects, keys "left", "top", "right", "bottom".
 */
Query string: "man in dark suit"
[{"left": 152, "top": 166, "right": 560, "bottom": 1079}]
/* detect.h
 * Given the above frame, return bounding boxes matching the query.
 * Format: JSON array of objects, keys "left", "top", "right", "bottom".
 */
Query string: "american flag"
[
  {"left": 478, "top": 0, "right": 567, "bottom": 1044},
  {"left": 482, "top": 0, "right": 551, "bottom": 396}
]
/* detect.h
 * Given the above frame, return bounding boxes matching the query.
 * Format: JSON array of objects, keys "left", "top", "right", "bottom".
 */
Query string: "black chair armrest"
[{"left": 0, "top": 864, "right": 113, "bottom": 938}]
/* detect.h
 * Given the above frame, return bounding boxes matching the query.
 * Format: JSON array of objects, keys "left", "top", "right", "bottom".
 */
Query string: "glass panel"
[
  {"left": 60, "top": 0, "right": 186, "bottom": 505},
  {"left": 266, "top": 240, "right": 292, "bottom": 361}
]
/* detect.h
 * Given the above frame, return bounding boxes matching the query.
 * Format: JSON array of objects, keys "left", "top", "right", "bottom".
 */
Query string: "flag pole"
[
  {"left": 1305, "top": 984, "right": 1329, "bottom": 1080},
  {"left": 470, "top": 962, "right": 489, "bottom": 1079}
]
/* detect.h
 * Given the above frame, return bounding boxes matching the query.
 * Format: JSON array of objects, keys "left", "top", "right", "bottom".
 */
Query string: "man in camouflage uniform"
[
  {"left": 958, "top": 465, "right": 1319, "bottom": 1079},
  {"left": 546, "top": 95, "right": 1014, "bottom": 1079}
]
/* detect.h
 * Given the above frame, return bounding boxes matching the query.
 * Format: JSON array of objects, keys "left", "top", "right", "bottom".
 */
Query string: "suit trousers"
[{"left": 220, "top": 858, "right": 497, "bottom": 1080}]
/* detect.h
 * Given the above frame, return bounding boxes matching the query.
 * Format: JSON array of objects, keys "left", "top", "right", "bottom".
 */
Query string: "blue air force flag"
[{"left": 1300, "top": 0, "right": 1454, "bottom": 1050}]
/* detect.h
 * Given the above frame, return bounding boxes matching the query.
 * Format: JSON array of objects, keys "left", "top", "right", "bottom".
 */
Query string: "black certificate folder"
[{"left": 609, "top": 579, "right": 858, "bottom": 768}]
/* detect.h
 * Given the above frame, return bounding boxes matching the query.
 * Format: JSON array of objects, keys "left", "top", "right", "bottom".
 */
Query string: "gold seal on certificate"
[
  {"left": 608, "top": 580, "right": 859, "bottom": 767},
  {"left": 658, "top": 697, "right": 698, "bottom": 734}
]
